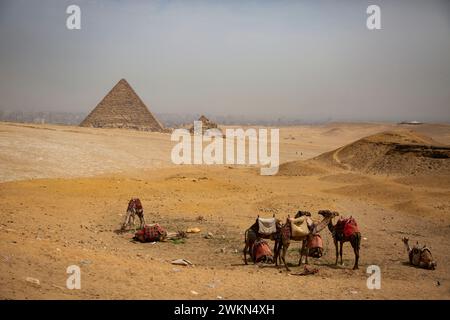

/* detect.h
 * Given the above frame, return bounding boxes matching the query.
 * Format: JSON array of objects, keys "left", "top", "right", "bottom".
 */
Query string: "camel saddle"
[
  {"left": 257, "top": 217, "right": 277, "bottom": 235},
  {"left": 290, "top": 216, "right": 313, "bottom": 238},
  {"left": 335, "top": 217, "right": 358, "bottom": 239}
]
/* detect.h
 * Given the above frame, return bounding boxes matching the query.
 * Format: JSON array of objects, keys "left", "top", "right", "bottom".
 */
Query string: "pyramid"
[
  {"left": 80, "top": 79, "right": 164, "bottom": 131},
  {"left": 189, "top": 115, "right": 222, "bottom": 135}
]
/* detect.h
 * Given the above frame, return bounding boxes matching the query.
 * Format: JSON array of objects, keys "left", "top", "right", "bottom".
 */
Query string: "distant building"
[{"left": 399, "top": 121, "right": 423, "bottom": 125}]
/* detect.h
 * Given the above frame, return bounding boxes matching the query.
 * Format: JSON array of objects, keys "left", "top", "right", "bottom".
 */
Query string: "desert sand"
[{"left": 1, "top": 121, "right": 449, "bottom": 299}]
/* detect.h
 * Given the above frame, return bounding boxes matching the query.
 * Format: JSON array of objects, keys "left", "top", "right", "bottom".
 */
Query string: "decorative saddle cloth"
[
  {"left": 307, "top": 234, "right": 323, "bottom": 249},
  {"left": 290, "top": 216, "right": 313, "bottom": 238},
  {"left": 335, "top": 217, "right": 358, "bottom": 238},
  {"left": 306, "top": 234, "right": 323, "bottom": 258},
  {"left": 134, "top": 223, "right": 166, "bottom": 242},
  {"left": 258, "top": 217, "right": 277, "bottom": 235},
  {"left": 252, "top": 239, "right": 273, "bottom": 263}
]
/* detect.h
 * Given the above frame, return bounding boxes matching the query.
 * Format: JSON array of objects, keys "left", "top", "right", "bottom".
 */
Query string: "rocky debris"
[
  {"left": 80, "top": 259, "right": 92, "bottom": 266},
  {"left": 171, "top": 259, "right": 193, "bottom": 267},
  {"left": 204, "top": 232, "right": 214, "bottom": 239},
  {"left": 186, "top": 227, "right": 201, "bottom": 233},
  {"left": 25, "top": 277, "right": 40, "bottom": 286}
]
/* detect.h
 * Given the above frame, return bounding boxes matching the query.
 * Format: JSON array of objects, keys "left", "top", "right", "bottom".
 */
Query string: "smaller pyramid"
[
  {"left": 80, "top": 79, "right": 163, "bottom": 131},
  {"left": 189, "top": 115, "right": 222, "bottom": 135}
]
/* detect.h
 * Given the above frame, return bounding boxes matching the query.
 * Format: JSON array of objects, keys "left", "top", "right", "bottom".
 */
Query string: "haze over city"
[{"left": 0, "top": 0, "right": 449, "bottom": 123}]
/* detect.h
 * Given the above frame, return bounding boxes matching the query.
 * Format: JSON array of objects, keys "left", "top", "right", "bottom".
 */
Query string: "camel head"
[
  {"left": 295, "top": 210, "right": 312, "bottom": 218},
  {"left": 318, "top": 210, "right": 339, "bottom": 219},
  {"left": 313, "top": 210, "right": 339, "bottom": 234},
  {"left": 402, "top": 237, "right": 411, "bottom": 253}
]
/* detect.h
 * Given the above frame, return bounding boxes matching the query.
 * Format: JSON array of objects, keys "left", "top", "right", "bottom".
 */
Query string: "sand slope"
[{"left": 313, "top": 130, "right": 450, "bottom": 175}]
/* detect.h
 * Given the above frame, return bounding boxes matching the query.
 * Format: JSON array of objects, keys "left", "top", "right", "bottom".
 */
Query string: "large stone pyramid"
[{"left": 80, "top": 79, "right": 163, "bottom": 131}]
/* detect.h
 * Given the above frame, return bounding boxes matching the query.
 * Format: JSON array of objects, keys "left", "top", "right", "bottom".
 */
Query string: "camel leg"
[
  {"left": 243, "top": 230, "right": 249, "bottom": 265},
  {"left": 282, "top": 241, "right": 290, "bottom": 271},
  {"left": 334, "top": 239, "right": 339, "bottom": 265},
  {"left": 352, "top": 233, "right": 361, "bottom": 270},
  {"left": 304, "top": 246, "right": 309, "bottom": 265},
  {"left": 298, "top": 241, "right": 304, "bottom": 266},
  {"left": 278, "top": 241, "right": 282, "bottom": 266},
  {"left": 273, "top": 240, "right": 279, "bottom": 267},
  {"left": 131, "top": 214, "right": 137, "bottom": 232},
  {"left": 122, "top": 210, "right": 131, "bottom": 230},
  {"left": 339, "top": 241, "right": 344, "bottom": 265},
  {"left": 139, "top": 214, "right": 146, "bottom": 229},
  {"left": 243, "top": 243, "right": 249, "bottom": 265},
  {"left": 243, "top": 240, "right": 248, "bottom": 264},
  {"left": 278, "top": 245, "right": 283, "bottom": 266},
  {"left": 352, "top": 245, "right": 359, "bottom": 270}
]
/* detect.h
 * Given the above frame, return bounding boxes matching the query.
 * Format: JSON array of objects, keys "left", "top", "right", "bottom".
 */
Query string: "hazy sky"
[{"left": 0, "top": 0, "right": 449, "bottom": 122}]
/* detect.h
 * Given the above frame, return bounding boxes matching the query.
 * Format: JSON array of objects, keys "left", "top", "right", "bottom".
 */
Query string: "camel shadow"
[
  {"left": 320, "top": 262, "right": 348, "bottom": 270},
  {"left": 401, "top": 261, "right": 429, "bottom": 270},
  {"left": 114, "top": 228, "right": 125, "bottom": 235},
  {"left": 232, "top": 263, "right": 278, "bottom": 268},
  {"left": 114, "top": 228, "right": 136, "bottom": 235}
]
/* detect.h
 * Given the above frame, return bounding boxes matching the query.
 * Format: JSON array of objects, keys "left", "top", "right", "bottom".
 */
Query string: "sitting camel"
[
  {"left": 320, "top": 210, "right": 361, "bottom": 270},
  {"left": 274, "top": 210, "right": 338, "bottom": 271},
  {"left": 243, "top": 215, "right": 281, "bottom": 264},
  {"left": 402, "top": 238, "right": 436, "bottom": 270},
  {"left": 121, "top": 198, "right": 146, "bottom": 231}
]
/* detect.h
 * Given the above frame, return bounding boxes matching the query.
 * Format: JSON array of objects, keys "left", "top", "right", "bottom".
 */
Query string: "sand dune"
[{"left": 313, "top": 130, "right": 450, "bottom": 176}]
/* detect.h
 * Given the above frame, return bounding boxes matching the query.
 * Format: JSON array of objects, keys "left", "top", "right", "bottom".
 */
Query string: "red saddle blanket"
[
  {"left": 134, "top": 223, "right": 166, "bottom": 242},
  {"left": 307, "top": 234, "right": 323, "bottom": 249},
  {"left": 335, "top": 217, "right": 359, "bottom": 238},
  {"left": 252, "top": 239, "right": 273, "bottom": 263}
]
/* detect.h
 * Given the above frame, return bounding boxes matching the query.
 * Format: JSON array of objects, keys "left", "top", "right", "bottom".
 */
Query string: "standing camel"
[
  {"left": 121, "top": 198, "right": 146, "bottom": 231},
  {"left": 321, "top": 210, "right": 361, "bottom": 270},
  {"left": 275, "top": 210, "right": 338, "bottom": 271}
]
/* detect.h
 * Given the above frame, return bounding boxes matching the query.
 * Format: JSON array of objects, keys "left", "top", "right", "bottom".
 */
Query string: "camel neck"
[{"left": 327, "top": 219, "right": 334, "bottom": 233}]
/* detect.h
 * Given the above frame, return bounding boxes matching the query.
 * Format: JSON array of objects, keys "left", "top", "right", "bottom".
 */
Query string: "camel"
[
  {"left": 243, "top": 215, "right": 281, "bottom": 264},
  {"left": 275, "top": 210, "right": 337, "bottom": 271},
  {"left": 402, "top": 238, "right": 436, "bottom": 270},
  {"left": 321, "top": 210, "right": 361, "bottom": 270},
  {"left": 121, "top": 198, "right": 146, "bottom": 231}
]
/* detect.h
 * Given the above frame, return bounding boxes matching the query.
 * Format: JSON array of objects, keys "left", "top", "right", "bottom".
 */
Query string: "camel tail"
[{"left": 244, "top": 229, "right": 249, "bottom": 243}]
